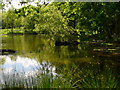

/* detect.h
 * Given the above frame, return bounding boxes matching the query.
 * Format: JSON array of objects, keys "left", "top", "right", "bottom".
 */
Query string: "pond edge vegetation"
[
  {"left": 0, "top": 1, "right": 120, "bottom": 89},
  {"left": 0, "top": 63, "right": 119, "bottom": 89}
]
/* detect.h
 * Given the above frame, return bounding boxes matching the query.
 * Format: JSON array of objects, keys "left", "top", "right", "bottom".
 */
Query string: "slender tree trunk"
[
  {"left": 11, "top": 21, "right": 13, "bottom": 33},
  {"left": 115, "top": 17, "right": 120, "bottom": 39}
]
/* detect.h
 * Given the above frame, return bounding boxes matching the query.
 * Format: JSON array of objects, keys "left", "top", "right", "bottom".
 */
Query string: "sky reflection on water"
[{"left": 0, "top": 55, "right": 56, "bottom": 83}]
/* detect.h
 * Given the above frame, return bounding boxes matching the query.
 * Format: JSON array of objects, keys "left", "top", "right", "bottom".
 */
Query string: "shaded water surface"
[{"left": 0, "top": 35, "right": 120, "bottom": 88}]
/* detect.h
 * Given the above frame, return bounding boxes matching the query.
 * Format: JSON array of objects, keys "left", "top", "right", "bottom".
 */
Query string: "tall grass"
[
  {"left": 0, "top": 62, "right": 119, "bottom": 89},
  {"left": 0, "top": 63, "right": 72, "bottom": 89},
  {"left": 73, "top": 69, "right": 118, "bottom": 88},
  {"left": 59, "top": 63, "right": 119, "bottom": 88}
]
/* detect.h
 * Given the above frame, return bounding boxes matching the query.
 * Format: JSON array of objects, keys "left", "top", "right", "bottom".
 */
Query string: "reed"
[
  {"left": 0, "top": 66, "right": 72, "bottom": 89},
  {"left": 0, "top": 63, "right": 119, "bottom": 89}
]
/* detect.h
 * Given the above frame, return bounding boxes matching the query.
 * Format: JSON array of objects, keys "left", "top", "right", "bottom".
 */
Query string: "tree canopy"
[{"left": 1, "top": 2, "right": 120, "bottom": 41}]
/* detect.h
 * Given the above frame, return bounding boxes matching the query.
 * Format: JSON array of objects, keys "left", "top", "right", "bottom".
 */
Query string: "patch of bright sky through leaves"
[{"left": 3, "top": 0, "right": 120, "bottom": 11}]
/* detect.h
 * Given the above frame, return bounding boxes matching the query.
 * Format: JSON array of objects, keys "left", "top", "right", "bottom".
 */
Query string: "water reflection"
[
  {"left": 0, "top": 55, "right": 56, "bottom": 84},
  {"left": 0, "top": 35, "right": 119, "bottom": 88}
]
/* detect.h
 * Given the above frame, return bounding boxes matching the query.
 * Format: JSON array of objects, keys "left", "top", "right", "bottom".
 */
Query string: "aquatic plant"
[
  {"left": 0, "top": 61, "right": 119, "bottom": 89},
  {"left": 0, "top": 62, "right": 72, "bottom": 89},
  {"left": 58, "top": 63, "right": 119, "bottom": 88}
]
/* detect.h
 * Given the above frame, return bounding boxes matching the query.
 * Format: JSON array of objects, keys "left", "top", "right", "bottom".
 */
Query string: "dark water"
[{"left": 0, "top": 35, "right": 120, "bottom": 87}]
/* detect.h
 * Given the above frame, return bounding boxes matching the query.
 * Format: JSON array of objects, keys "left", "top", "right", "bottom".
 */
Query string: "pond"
[{"left": 0, "top": 34, "right": 120, "bottom": 88}]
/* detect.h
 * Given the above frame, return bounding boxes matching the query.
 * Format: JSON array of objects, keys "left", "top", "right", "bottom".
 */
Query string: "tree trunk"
[{"left": 115, "top": 17, "right": 120, "bottom": 38}]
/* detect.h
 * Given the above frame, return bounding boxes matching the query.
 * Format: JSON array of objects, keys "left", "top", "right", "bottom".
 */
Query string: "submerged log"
[
  {"left": 55, "top": 41, "right": 79, "bottom": 46},
  {"left": 0, "top": 49, "right": 16, "bottom": 55}
]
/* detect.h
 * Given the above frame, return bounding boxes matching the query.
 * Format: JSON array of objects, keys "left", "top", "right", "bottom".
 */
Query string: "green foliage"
[
  {"left": 0, "top": 29, "right": 24, "bottom": 34},
  {"left": 2, "top": 2, "right": 120, "bottom": 41},
  {"left": 53, "top": 2, "right": 120, "bottom": 40},
  {"left": 78, "top": 2, "right": 120, "bottom": 40},
  {"left": 33, "top": 4, "right": 69, "bottom": 35},
  {"left": 2, "top": 8, "right": 16, "bottom": 30},
  {"left": 0, "top": 0, "right": 5, "bottom": 10}
]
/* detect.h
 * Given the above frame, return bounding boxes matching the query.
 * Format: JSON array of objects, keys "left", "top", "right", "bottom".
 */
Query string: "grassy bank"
[
  {"left": 0, "top": 29, "right": 37, "bottom": 35},
  {"left": 0, "top": 29, "right": 23, "bottom": 34}
]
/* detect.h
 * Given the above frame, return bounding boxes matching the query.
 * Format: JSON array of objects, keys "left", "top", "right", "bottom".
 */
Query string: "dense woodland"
[
  {"left": 0, "top": 1, "right": 120, "bottom": 88},
  {"left": 1, "top": 1, "right": 120, "bottom": 42}
]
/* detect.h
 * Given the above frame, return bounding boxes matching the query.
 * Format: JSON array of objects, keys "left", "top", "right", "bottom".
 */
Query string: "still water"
[{"left": 0, "top": 34, "right": 120, "bottom": 87}]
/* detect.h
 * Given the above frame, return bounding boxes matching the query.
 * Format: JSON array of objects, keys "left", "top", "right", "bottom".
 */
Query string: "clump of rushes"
[
  {"left": 0, "top": 65, "right": 72, "bottom": 89},
  {"left": 73, "top": 69, "right": 118, "bottom": 88},
  {"left": 1, "top": 71, "right": 35, "bottom": 88},
  {"left": 61, "top": 63, "right": 119, "bottom": 88}
]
